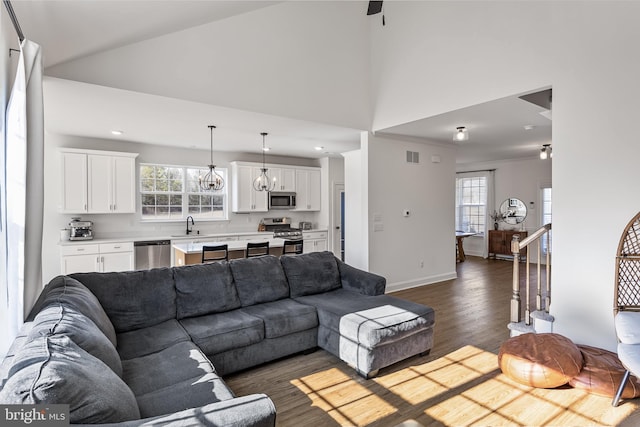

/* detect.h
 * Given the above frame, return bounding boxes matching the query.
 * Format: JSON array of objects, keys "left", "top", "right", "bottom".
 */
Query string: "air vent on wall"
[{"left": 406, "top": 151, "right": 420, "bottom": 164}]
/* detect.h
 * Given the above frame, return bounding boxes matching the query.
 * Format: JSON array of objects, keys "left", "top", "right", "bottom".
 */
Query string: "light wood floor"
[{"left": 226, "top": 257, "right": 640, "bottom": 426}]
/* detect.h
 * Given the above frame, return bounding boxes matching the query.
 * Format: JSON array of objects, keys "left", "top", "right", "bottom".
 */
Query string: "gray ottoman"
[{"left": 296, "top": 289, "right": 435, "bottom": 378}]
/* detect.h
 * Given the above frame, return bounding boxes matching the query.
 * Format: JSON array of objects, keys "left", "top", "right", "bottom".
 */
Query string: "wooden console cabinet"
[{"left": 488, "top": 230, "right": 528, "bottom": 258}]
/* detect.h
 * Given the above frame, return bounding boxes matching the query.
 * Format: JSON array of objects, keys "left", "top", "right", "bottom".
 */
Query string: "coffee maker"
[{"left": 69, "top": 217, "right": 93, "bottom": 241}]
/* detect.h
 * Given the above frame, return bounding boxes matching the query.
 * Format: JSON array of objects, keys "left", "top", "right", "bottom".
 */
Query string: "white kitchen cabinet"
[
  {"left": 294, "top": 168, "right": 321, "bottom": 211},
  {"left": 60, "top": 151, "right": 88, "bottom": 213},
  {"left": 60, "top": 149, "right": 138, "bottom": 214},
  {"left": 230, "top": 162, "right": 268, "bottom": 213},
  {"left": 270, "top": 167, "right": 296, "bottom": 192},
  {"left": 302, "top": 231, "right": 328, "bottom": 253},
  {"left": 60, "top": 242, "right": 134, "bottom": 274}
]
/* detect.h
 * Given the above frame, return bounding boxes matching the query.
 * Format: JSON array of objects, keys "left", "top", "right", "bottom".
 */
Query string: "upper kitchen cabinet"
[
  {"left": 270, "top": 167, "right": 296, "bottom": 192},
  {"left": 230, "top": 162, "right": 268, "bottom": 213},
  {"left": 294, "top": 168, "right": 321, "bottom": 211},
  {"left": 60, "top": 148, "right": 139, "bottom": 214}
]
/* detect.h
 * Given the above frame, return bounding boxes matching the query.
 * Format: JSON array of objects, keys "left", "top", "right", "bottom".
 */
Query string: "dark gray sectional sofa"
[{"left": 0, "top": 251, "right": 435, "bottom": 426}]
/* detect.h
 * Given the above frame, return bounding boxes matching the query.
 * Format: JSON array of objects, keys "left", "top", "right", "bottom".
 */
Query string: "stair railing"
[{"left": 510, "top": 223, "right": 552, "bottom": 325}]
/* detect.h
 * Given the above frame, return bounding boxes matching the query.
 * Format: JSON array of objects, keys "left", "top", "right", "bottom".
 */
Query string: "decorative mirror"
[{"left": 499, "top": 198, "right": 527, "bottom": 225}]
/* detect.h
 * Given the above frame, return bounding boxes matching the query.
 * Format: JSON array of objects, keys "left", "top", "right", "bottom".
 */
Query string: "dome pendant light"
[
  {"left": 253, "top": 132, "right": 276, "bottom": 192},
  {"left": 199, "top": 125, "right": 224, "bottom": 191}
]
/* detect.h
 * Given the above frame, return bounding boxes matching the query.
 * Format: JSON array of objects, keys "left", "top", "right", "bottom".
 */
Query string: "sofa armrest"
[
  {"left": 336, "top": 258, "right": 386, "bottom": 296},
  {"left": 84, "top": 394, "right": 276, "bottom": 427}
]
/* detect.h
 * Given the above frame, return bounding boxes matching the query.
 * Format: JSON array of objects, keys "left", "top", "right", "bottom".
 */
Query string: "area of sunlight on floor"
[{"left": 291, "top": 345, "right": 640, "bottom": 427}]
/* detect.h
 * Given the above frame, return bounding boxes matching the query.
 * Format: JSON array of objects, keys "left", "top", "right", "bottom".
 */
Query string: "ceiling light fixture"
[
  {"left": 314, "top": 146, "right": 324, "bottom": 151},
  {"left": 540, "top": 144, "right": 552, "bottom": 160},
  {"left": 253, "top": 132, "right": 276, "bottom": 192},
  {"left": 453, "top": 126, "right": 469, "bottom": 142},
  {"left": 199, "top": 125, "right": 224, "bottom": 191},
  {"left": 111, "top": 130, "right": 123, "bottom": 136}
]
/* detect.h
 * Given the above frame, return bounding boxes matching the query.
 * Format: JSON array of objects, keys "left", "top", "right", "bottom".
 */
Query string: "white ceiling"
[{"left": 10, "top": 0, "right": 552, "bottom": 163}]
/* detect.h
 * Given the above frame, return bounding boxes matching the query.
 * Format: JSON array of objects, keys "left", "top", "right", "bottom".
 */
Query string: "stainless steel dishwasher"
[{"left": 134, "top": 240, "right": 171, "bottom": 269}]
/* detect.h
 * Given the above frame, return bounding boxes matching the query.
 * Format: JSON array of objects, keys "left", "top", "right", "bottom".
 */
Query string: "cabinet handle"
[
  {"left": 77, "top": 248, "right": 84, "bottom": 252},
  {"left": 113, "top": 245, "right": 120, "bottom": 249}
]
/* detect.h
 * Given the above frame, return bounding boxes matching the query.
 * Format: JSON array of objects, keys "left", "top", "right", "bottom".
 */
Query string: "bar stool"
[
  {"left": 246, "top": 241, "right": 269, "bottom": 258},
  {"left": 202, "top": 244, "right": 228, "bottom": 263},
  {"left": 282, "top": 239, "right": 303, "bottom": 255}
]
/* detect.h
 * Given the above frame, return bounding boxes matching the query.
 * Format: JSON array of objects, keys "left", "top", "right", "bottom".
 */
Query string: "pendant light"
[
  {"left": 253, "top": 132, "right": 276, "bottom": 192},
  {"left": 199, "top": 125, "right": 224, "bottom": 191}
]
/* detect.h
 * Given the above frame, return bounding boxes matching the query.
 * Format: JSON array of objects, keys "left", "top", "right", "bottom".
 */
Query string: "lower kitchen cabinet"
[
  {"left": 60, "top": 242, "right": 134, "bottom": 274},
  {"left": 488, "top": 230, "right": 528, "bottom": 258},
  {"left": 303, "top": 231, "right": 328, "bottom": 254}
]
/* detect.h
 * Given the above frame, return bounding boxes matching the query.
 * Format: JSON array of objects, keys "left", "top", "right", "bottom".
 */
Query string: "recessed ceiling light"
[
  {"left": 262, "top": 147, "right": 271, "bottom": 152},
  {"left": 524, "top": 125, "right": 535, "bottom": 131},
  {"left": 314, "top": 146, "right": 324, "bottom": 151},
  {"left": 111, "top": 130, "right": 124, "bottom": 136}
]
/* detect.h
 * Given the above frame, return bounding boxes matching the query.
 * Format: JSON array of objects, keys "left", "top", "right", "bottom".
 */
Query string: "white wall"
[
  {"left": 366, "top": 133, "right": 457, "bottom": 291},
  {"left": 46, "top": 1, "right": 372, "bottom": 131},
  {"left": 43, "top": 133, "right": 324, "bottom": 282},
  {"left": 369, "top": 1, "right": 640, "bottom": 351},
  {"left": 343, "top": 146, "right": 368, "bottom": 270},
  {"left": 458, "top": 157, "right": 552, "bottom": 257}
]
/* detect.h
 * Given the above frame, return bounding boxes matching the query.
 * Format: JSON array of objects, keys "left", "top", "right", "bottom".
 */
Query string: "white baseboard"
[{"left": 385, "top": 271, "right": 457, "bottom": 293}]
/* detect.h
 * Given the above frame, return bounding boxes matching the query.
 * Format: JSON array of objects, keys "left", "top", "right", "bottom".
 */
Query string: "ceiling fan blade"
[{"left": 367, "top": 1, "right": 383, "bottom": 15}]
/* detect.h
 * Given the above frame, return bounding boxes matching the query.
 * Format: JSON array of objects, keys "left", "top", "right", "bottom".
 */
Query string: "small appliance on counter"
[
  {"left": 298, "top": 221, "right": 312, "bottom": 230},
  {"left": 68, "top": 217, "right": 93, "bottom": 241}
]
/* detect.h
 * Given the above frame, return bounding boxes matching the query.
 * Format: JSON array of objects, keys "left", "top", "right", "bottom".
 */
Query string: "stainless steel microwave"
[{"left": 269, "top": 192, "right": 296, "bottom": 210}]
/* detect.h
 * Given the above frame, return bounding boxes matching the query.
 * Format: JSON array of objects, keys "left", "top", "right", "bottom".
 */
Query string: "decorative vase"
[{"left": 494, "top": 222, "right": 499, "bottom": 230}]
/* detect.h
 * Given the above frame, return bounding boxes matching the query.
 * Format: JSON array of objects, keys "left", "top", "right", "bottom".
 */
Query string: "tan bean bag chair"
[
  {"left": 569, "top": 344, "right": 640, "bottom": 398},
  {"left": 498, "top": 333, "right": 583, "bottom": 388}
]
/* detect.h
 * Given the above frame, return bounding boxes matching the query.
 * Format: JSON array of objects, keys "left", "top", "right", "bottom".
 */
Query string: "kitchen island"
[{"left": 173, "top": 238, "right": 286, "bottom": 266}]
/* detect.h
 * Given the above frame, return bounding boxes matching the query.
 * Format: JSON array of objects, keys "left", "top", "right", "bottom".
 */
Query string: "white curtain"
[
  {"left": 456, "top": 170, "right": 495, "bottom": 258},
  {"left": 2, "top": 39, "right": 44, "bottom": 353}
]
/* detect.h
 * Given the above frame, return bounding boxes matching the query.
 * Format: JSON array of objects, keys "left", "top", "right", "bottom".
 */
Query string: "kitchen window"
[{"left": 140, "top": 164, "right": 227, "bottom": 221}]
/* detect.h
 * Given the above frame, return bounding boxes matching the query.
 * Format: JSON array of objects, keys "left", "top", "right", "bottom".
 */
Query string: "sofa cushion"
[
  {"left": 229, "top": 255, "right": 290, "bottom": 306},
  {"left": 122, "top": 341, "right": 234, "bottom": 418},
  {"left": 295, "top": 289, "right": 435, "bottom": 348},
  {"left": 117, "top": 319, "right": 191, "bottom": 360},
  {"left": 28, "top": 304, "right": 122, "bottom": 376},
  {"left": 0, "top": 335, "right": 140, "bottom": 424},
  {"left": 180, "top": 310, "right": 264, "bottom": 355},
  {"left": 71, "top": 268, "right": 176, "bottom": 332},
  {"left": 174, "top": 262, "right": 241, "bottom": 319},
  {"left": 240, "top": 299, "right": 318, "bottom": 339},
  {"left": 281, "top": 251, "right": 342, "bottom": 297},
  {"left": 27, "top": 275, "right": 117, "bottom": 346}
]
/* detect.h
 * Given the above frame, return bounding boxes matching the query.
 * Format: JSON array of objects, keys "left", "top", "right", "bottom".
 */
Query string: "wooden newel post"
[{"left": 510, "top": 234, "right": 521, "bottom": 323}]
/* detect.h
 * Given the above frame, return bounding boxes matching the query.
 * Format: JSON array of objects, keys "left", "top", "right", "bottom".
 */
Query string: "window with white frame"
[
  {"left": 140, "top": 164, "right": 227, "bottom": 220},
  {"left": 542, "top": 187, "right": 552, "bottom": 253},
  {"left": 455, "top": 176, "right": 487, "bottom": 234}
]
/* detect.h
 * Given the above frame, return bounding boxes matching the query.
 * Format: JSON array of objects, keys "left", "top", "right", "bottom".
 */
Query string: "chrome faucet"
[{"left": 186, "top": 216, "right": 194, "bottom": 235}]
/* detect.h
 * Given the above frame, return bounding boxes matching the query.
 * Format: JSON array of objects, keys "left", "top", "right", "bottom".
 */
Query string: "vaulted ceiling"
[{"left": 10, "top": 0, "right": 551, "bottom": 163}]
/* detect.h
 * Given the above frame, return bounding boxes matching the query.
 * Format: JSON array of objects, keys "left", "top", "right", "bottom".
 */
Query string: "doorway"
[{"left": 333, "top": 183, "right": 345, "bottom": 261}]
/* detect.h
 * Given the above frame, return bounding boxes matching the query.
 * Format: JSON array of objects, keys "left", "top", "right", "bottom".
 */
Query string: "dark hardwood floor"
[{"left": 225, "top": 257, "right": 639, "bottom": 426}]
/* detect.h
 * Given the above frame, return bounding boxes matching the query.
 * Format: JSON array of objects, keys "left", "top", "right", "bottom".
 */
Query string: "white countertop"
[
  {"left": 173, "top": 238, "right": 286, "bottom": 255},
  {"left": 59, "top": 230, "right": 327, "bottom": 246}
]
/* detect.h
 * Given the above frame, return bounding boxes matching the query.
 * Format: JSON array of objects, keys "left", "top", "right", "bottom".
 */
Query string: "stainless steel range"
[{"left": 261, "top": 217, "right": 303, "bottom": 240}]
